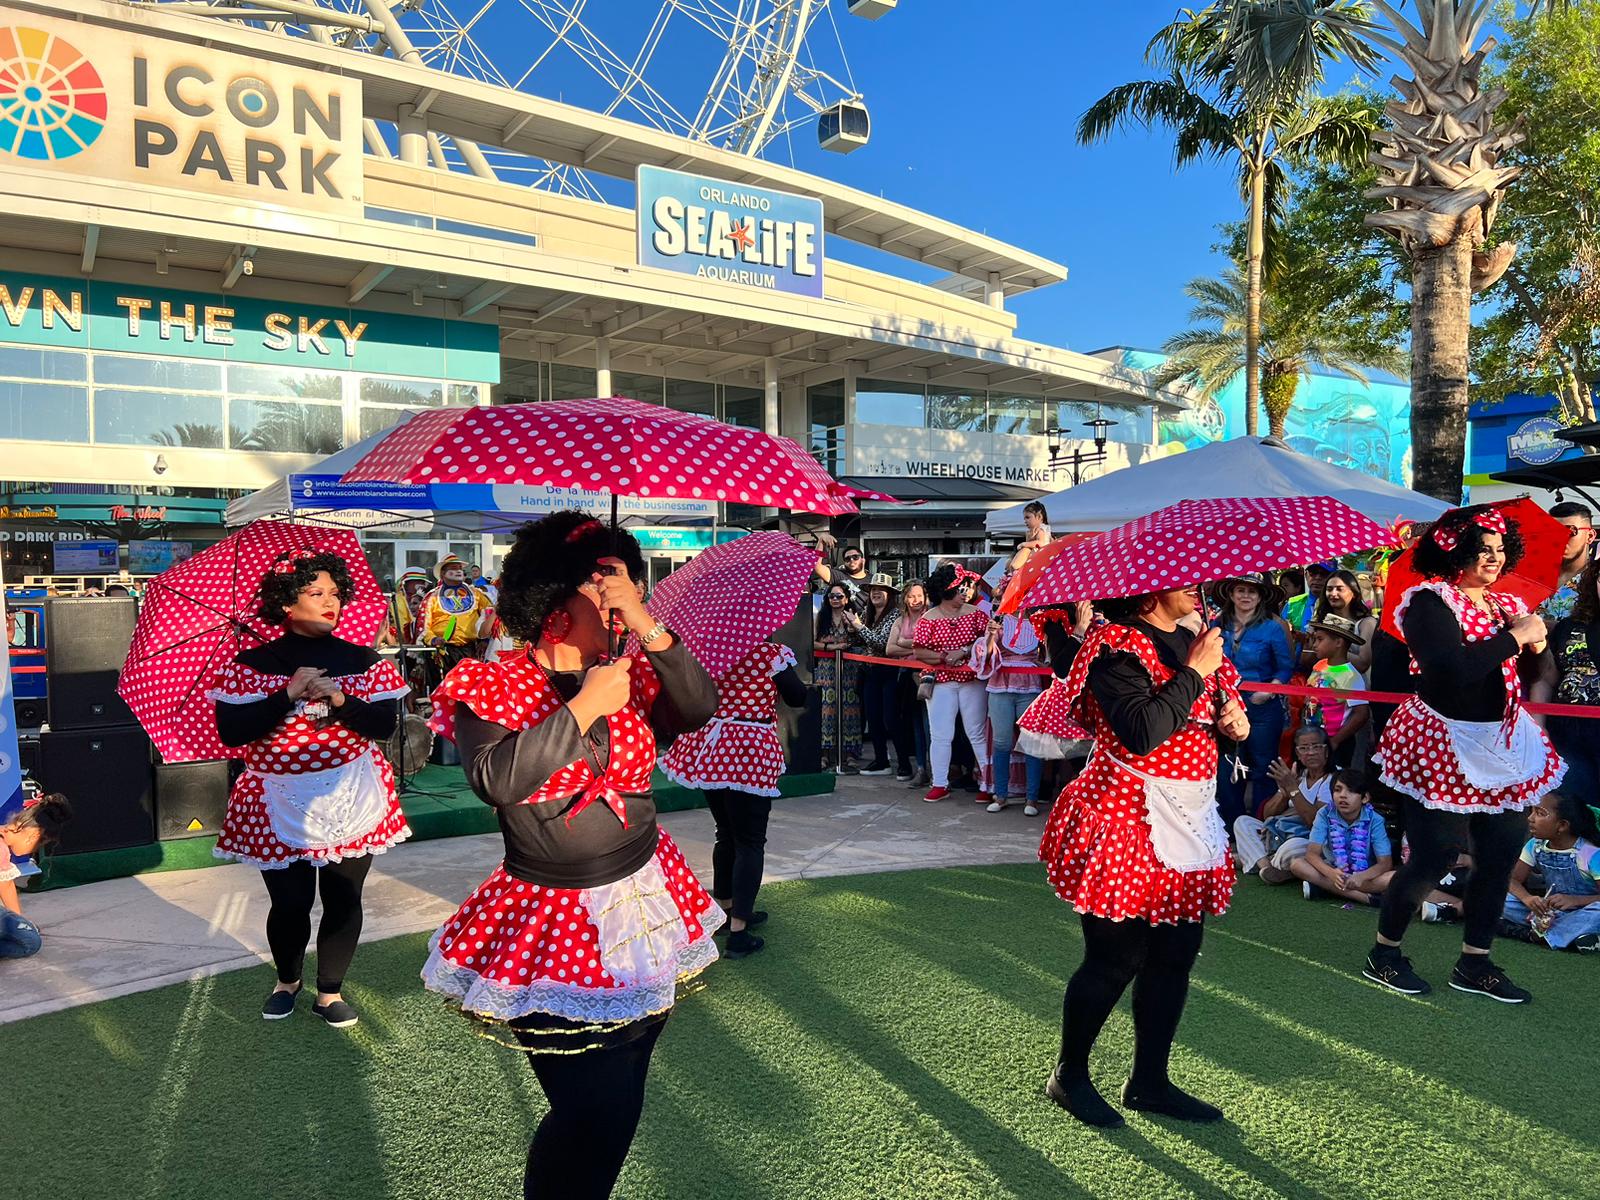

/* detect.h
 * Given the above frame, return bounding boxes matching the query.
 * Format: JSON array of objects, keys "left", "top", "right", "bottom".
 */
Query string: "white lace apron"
[
  {"left": 579, "top": 858, "right": 693, "bottom": 987},
  {"left": 1109, "top": 752, "right": 1228, "bottom": 873},
  {"left": 1428, "top": 703, "right": 1549, "bottom": 790},
  {"left": 253, "top": 752, "right": 390, "bottom": 851}
]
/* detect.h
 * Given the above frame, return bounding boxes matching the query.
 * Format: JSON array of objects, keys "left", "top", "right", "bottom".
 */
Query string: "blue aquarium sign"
[
  {"left": 1507, "top": 416, "right": 1567, "bottom": 466},
  {"left": 637, "top": 165, "right": 824, "bottom": 298}
]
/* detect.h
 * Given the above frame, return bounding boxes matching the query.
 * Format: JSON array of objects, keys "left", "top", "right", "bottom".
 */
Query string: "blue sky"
[{"left": 452, "top": 0, "right": 1392, "bottom": 353}]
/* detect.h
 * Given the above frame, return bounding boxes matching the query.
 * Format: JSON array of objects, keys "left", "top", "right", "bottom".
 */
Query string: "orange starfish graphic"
[{"left": 728, "top": 220, "right": 755, "bottom": 252}]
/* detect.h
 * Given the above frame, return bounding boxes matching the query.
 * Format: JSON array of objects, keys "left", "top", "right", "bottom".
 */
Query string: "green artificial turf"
[{"left": 5, "top": 866, "right": 1595, "bottom": 1200}]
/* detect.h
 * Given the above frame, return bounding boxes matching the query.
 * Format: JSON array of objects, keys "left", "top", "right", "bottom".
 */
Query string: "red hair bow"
[
  {"left": 271, "top": 548, "right": 319, "bottom": 575},
  {"left": 1431, "top": 509, "right": 1507, "bottom": 552}
]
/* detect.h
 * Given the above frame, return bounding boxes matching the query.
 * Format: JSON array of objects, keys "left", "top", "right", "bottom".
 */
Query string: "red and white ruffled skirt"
[
  {"left": 1017, "top": 680, "right": 1093, "bottom": 761},
  {"left": 659, "top": 717, "right": 786, "bottom": 797},
  {"left": 1377, "top": 698, "right": 1565, "bottom": 815},
  {"left": 420, "top": 830, "right": 724, "bottom": 1030}
]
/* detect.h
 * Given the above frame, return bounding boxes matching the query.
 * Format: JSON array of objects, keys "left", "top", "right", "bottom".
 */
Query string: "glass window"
[
  {"left": 990, "top": 393, "right": 1044, "bottom": 436},
  {"left": 359, "top": 405, "right": 427, "bottom": 440},
  {"left": 228, "top": 363, "right": 341, "bottom": 401},
  {"left": 807, "top": 379, "right": 845, "bottom": 432},
  {"left": 0, "top": 380, "right": 89, "bottom": 441},
  {"left": 548, "top": 363, "right": 596, "bottom": 400},
  {"left": 614, "top": 372, "right": 664, "bottom": 404},
  {"left": 95, "top": 355, "right": 222, "bottom": 392},
  {"left": 95, "top": 387, "right": 225, "bottom": 447},
  {"left": 449, "top": 383, "right": 481, "bottom": 406},
  {"left": 1052, "top": 402, "right": 1143, "bottom": 444},
  {"left": 0, "top": 346, "right": 87, "bottom": 382},
  {"left": 723, "top": 385, "right": 763, "bottom": 430},
  {"left": 925, "top": 388, "right": 986, "bottom": 431},
  {"left": 666, "top": 377, "right": 715, "bottom": 416},
  {"left": 229, "top": 398, "right": 344, "bottom": 454},
  {"left": 855, "top": 379, "right": 924, "bottom": 427},
  {"left": 362, "top": 541, "right": 396, "bottom": 591},
  {"left": 359, "top": 376, "right": 446, "bottom": 407}
]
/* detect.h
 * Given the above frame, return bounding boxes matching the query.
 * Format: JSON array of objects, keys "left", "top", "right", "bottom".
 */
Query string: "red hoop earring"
[{"left": 541, "top": 610, "right": 572, "bottom": 644}]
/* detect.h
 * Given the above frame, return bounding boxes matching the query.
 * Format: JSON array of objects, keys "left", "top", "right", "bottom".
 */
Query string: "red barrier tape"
[{"left": 835, "top": 650, "right": 1600, "bottom": 720}]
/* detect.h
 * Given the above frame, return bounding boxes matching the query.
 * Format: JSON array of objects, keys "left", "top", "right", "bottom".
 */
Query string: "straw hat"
[
  {"left": 1309, "top": 611, "right": 1366, "bottom": 646},
  {"left": 1213, "top": 572, "right": 1287, "bottom": 615},
  {"left": 865, "top": 572, "right": 900, "bottom": 594}
]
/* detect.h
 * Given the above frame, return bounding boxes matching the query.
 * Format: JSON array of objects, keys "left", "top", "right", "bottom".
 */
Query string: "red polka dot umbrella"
[
  {"left": 636, "top": 532, "right": 822, "bottom": 677},
  {"left": 337, "top": 397, "right": 858, "bottom": 515},
  {"left": 1018, "top": 496, "right": 1392, "bottom": 608},
  {"left": 117, "top": 522, "right": 389, "bottom": 763}
]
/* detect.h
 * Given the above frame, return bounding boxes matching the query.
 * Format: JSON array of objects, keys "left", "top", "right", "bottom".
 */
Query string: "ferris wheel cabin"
[
  {"left": 819, "top": 101, "right": 871, "bottom": 153},
  {"left": 847, "top": 0, "right": 899, "bottom": 17}
]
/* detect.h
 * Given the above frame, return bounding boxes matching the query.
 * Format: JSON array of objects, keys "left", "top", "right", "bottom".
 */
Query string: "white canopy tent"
[{"left": 986, "top": 437, "right": 1454, "bottom": 536}]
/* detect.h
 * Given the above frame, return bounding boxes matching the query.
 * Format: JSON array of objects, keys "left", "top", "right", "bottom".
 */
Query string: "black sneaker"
[
  {"left": 859, "top": 760, "right": 894, "bottom": 776},
  {"left": 1449, "top": 957, "right": 1531, "bottom": 1004},
  {"left": 1045, "top": 1066, "right": 1123, "bottom": 1129},
  {"left": 746, "top": 910, "right": 769, "bottom": 928},
  {"left": 1569, "top": 933, "right": 1599, "bottom": 953},
  {"left": 723, "top": 929, "right": 765, "bottom": 959},
  {"left": 261, "top": 985, "right": 301, "bottom": 1020},
  {"left": 1362, "top": 946, "right": 1432, "bottom": 995},
  {"left": 311, "top": 998, "right": 360, "bottom": 1028}
]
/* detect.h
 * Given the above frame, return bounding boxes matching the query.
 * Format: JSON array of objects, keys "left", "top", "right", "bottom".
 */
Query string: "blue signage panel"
[
  {"left": 637, "top": 165, "right": 824, "bottom": 298},
  {"left": 1466, "top": 392, "right": 1585, "bottom": 476}
]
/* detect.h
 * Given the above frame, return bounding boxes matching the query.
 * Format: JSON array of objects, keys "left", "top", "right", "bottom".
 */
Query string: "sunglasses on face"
[{"left": 829, "top": 593, "right": 847, "bottom": 601}]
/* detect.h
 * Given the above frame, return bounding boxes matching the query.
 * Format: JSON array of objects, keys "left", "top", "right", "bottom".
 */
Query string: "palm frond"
[{"left": 1077, "top": 75, "right": 1236, "bottom": 156}]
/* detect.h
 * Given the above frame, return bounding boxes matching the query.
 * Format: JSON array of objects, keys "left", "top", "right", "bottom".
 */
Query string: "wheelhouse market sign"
[
  {"left": 637, "top": 164, "right": 823, "bottom": 298},
  {"left": 0, "top": 11, "right": 362, "bottom": 215}
]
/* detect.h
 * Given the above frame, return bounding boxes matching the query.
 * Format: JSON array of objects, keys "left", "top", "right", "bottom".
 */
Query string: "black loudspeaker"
[
  {"left": 12, "top": 695, "right": 46, "bottom": 729},
  {"left": 155, "top": 760, "right": 230, "bottom": 840},
  {"left": 16, "top": 733, "right": 39, "bottom": 780},
  {"left": 38, "top": 726, "right": 154, "bottom": 854},
  {"left": 45, "top": 597, "right": 137, "bottom": 730}
]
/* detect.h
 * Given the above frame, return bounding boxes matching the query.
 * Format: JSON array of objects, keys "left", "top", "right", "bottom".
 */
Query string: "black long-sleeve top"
[
  {"left": 215, "top": 631, "right": 399, "bottom": 748},
  {"left": 1042, "top": 624, "right": 1082, "bottom": 679},
  {"left": 1088, "top": 620, "right": 1205, "bottom": 756},
  {"left": 455, "top": 639, "right": 717, "bottom": 888},
  {"left": 1401, "top": 589, "right": 1544, "bottom": 722},
  {"left": 773, "top": 664, "right": 809, "bottom": 708}
]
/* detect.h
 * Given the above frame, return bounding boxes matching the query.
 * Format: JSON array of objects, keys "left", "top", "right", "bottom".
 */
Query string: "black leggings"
[
  {"left": 705, "top": 789, "right": 772, "bottom": 922},
  {"left": 1378, "top": 798, "right": 1528, "bottom": 950},
  {"left": 260, "top": 856, "right": 373, "bottom": 994},
  {"left": 517, "top": 1016, "right": 667, "bottom": 1200},
  {"left": 1058, "top": 913, "right": 1205, "bottom": 1088}
]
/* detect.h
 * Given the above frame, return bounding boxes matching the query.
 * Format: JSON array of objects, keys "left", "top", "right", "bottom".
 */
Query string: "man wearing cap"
[{"left": 417, "top": 555, "right": 495, "bottom": 671}]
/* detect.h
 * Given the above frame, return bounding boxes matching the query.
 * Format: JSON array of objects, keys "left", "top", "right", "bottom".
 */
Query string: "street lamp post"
[{"left": 1046, "top": 417, "right": 1118, "bottom": 485}]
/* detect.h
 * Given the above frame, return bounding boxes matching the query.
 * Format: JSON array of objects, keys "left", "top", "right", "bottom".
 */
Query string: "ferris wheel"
[{"left": 137, "top": 0, "right": 894, "bottom": 198}]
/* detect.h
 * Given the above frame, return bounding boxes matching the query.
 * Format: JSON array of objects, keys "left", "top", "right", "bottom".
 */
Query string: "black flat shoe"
[
  {"left": 312, "top": 999, "right": 360, "bottom": 1028},
  {"left": 723, "top": 930, "right": 765, "bottom": 959},
  {"left": 261, "top": 985, "right": 301, "bottom": 1021},
  {"left": 1121, "top": 1080, "right": 1224, "bottom": 1123},
  {"left": 1045, "top": 1067, "right": 1123, "bottom": 1128}
]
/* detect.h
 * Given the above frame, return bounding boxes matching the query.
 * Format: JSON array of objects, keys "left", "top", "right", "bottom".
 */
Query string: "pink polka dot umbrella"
[
  {"left": 1018, "top": 496, "right": 1393, "bottom": 608},
  {"left": 337, "top": 396, "right": 859, "bottom": 516},
  {"left": 636, "top": 532, "right": 822, "bottom": 676},
  {"left": 116, "top": 521, "right": 389, "bottom": 763}
]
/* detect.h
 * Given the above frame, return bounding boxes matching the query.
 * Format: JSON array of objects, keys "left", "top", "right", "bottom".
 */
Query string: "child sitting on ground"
[
  {"left": 0, "top": 793, "right": 73, "bottom": 960},
  {"left": 1292, "top": 768, "right": 1392, "bottom": 907},
  {"left": 1303, "top": 614, "right": 1370, "bottom": 768},
  {"left": 1500, "top": 791, "right": 1600, "bottom": 953},
  {"left": 1236, "top": 725, "right": 1334, "bottom": 884}
]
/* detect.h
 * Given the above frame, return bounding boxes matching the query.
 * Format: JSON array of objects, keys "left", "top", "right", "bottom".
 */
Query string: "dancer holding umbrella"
[
  {"left": 120, "top": 524, "right": 405, "bottom": 1027},
  {"left": 1019, "top": 497, "right": 1390, "bottom": 1128},
  {"left": 1365, "top": 502, "right": 1566, "bottom": 1003},
  {"left": 655, "top": 533, "right": 818, "bottom": 959}
]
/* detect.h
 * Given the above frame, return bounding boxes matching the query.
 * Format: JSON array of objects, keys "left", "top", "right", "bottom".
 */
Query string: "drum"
[{"left": 384, "top": 713, "right": 435, "bottom": 778}]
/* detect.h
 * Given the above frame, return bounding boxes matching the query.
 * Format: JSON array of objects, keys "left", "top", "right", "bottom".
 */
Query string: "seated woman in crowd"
[
  {"left": 1235, "top": 725, "right": 1334, "bottom": 884},
  {"left": 1290, "top": 769, "right": 1393, "bottom": 906},
  {"left": 0, "top": 794, "right": 73, "bottom": 960},
  {"left": 1500, "top": 790, "right": 1600, "bottom": 953},
  {"left": 1212, "top": 573, "right": 1294, "bottom": 830}
]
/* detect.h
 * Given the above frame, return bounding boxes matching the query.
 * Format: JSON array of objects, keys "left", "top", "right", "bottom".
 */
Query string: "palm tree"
[
  {"left": 1078, "top": 2, "right": 1377, "bottom": 436},
  {"left": 1155, "top": 261, "right": 1409, "bottom": 438},
  {"left": 1217, "top": 0, "right": 1573, "bottom": 499}
]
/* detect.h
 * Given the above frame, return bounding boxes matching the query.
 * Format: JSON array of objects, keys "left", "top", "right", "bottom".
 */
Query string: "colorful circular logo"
[{"left": 0, "top": 26, "right": 107, "bottom": 161}]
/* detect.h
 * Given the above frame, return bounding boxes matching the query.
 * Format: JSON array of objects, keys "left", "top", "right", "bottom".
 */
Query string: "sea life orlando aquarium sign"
[{"left": 637, "top": 165, "right": 824, "bottom": 298}]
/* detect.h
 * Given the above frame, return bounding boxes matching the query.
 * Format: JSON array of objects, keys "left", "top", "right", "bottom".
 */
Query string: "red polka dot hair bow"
[
  {"left": 271, "top": 547, "right": 319, "bottom": 574},
  {"left": 954, "top": 566, "right": 983, "bottom": 586},
  {"left": 1431, "top": 508, "right": 1507, "bottom": 552}
]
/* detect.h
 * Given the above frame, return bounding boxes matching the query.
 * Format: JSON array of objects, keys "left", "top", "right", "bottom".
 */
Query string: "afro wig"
[
  {"left": 1410, "top": 503, "right": 1524, "bottom": 582},
  {"left": 255, "top": 551, "right": 357, "bottom": 626},
  {"left": 496, "top": 510, "right": 645, "bottom": 641},
  {"left": 925, "top": 562, "right": 963, "bottom": 605}
]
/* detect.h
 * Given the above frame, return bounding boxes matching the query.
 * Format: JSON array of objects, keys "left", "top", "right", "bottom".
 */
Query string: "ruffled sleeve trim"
[
  {"left": 352, "top": 657, "right": 411, "bottom": 703},
  {"left": 769, "top": 643, "right": 799, "bottom": 677},
  {"left": 205, "top": 658, "right": 272, "bottom": 704}
]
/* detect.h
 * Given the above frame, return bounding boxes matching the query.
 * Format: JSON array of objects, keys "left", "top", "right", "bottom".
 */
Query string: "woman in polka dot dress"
[
  {"left": 211, "top": 550, "right": 411, "bottom": 1029},
  {"left": 1365, "top": 505, "right": 1564, "bottom": 1005},
  {"left": 913, "top": 563, "right": 993, "bottom": 803},
  {"left": 1041, "top": 586, "right": 1250, "bottom": 1130},
  {"left": 660, "top": 641, "right": 809, "bottom": 958},
  {"left": 420, "top": 512, "right": 720, "bottom": 1200}
]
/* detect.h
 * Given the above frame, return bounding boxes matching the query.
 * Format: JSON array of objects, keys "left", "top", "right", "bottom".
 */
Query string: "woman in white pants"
[{"left": 912, "top": 562, "right": 991, "bottom": 804}]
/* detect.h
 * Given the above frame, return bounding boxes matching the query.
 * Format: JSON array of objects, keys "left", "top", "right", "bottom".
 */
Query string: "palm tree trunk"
[
  {"left": 1244, "top": 164, "right": 1265, "bottom": 439},
  {"left": 1263, "top": 369, "right": 1299, "bottom": 440},
  {"left": 1409, "top": 231, "right": 1475, "bottom": 503}
]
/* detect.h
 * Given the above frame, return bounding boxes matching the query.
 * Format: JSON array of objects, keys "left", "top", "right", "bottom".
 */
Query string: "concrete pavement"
[{"left": 1, "top": 774, "right": 1043, "bottom": 1024}]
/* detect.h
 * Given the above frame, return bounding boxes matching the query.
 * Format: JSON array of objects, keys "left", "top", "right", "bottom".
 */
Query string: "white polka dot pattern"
[
  {"left": 337, "top": 397, "right": 859, "bottom": 516},
  {"left": 1022, "top": 496, "right": 1391, "bottom": 607},
  {"left": 118, "top": 521, "right": 391, "bottom": 763},
  {"left": 659, "top": 642, "right": 797, "bottom": 796},
  {"left": 640, "top": 532, "right": 820, "bottom": 677}
]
